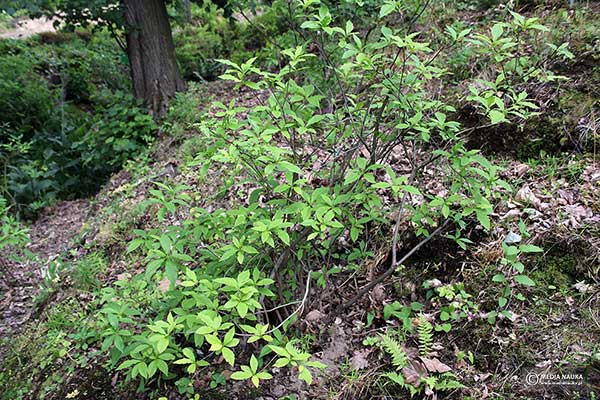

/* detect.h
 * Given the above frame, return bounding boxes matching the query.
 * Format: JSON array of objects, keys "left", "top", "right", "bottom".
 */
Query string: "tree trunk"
[{"left": 123, "top": 0, "right": 186, "bottom": 117}]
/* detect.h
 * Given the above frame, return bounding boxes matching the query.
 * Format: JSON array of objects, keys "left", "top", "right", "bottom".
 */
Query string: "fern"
[
  {"left": 435, "top": 374, "right": 465, "bottom": 391},
  {"left": 417, "top": 315, "right": 433, "bottom": 357},
  {"left": 383, "top": 371, "right": 405, "bottom": 385},
  {"left": 380, "top": 334, "right": 408, "bottom": 370},
  {"left": 383, "top": 372, "right": 418, "bottom": 397}
]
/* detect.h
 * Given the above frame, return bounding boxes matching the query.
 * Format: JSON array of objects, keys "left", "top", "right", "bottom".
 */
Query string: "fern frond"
[
  {"left": 383, "top": 372, "right": 418, "bottom": 397},
  {"left": 380, "top": 334, "right": 408, "bottom": 370},
  {"left": 383, "top": 371, "right": 405, "bottom": 385},
  {"left": 435, "top": 373, "right": 465, "bottom": 391},
  {"left": 436, "top": 378, "right": 465, "bottom": 391},
  {"left": 417, "top": 315, "right": 433, "bottom": 357}
]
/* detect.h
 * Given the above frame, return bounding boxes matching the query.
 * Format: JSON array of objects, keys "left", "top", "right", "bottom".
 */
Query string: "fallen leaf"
[
  {"left": 574, "top": 281, "right": 593, "bottom": 294},
  {"left": 402, "top": 359, "right": 427, "bottom": 385},
  {"left": 564, "top": 204, "right": 592, "bottom": 219},
  {"left": 504, "top": 231, "right": 522, "bottom": 244},
  {"left": 501, "top": 209, "right": 522, "bottom": 220},
  {"left": 558, "top": 189, "right": 577, "bottom": 205},
  {"left": 516, "top": 185, "right": 541, "bottom": 208},
  {"left": 158, "top": 278, "right": 170, "bottom": 293},
  {"left": 513, "top": 163, "right": 530, "bottom": 177},
  {"left": 372, "top": 284, "right": 386, "bottom": 304},
  {"left": 421, "top": 357, "right": 452, "bottom": 373},
  {"left": 350, "top": 350, "right": 369, "bottom": 370},
  {"left": 305, "top": 310, "right": 325, "bottom": 322}
]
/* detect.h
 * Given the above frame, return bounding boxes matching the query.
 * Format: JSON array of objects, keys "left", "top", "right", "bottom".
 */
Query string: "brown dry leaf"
[
  {"left": 158, "top": 278, "right": 170, "bottom": 293},
  {"left": 405, "top": 346, "right": 420, "bottom": 358},
  {"left": 512, "top": 162, "right": 530, "bottom": 177},
  {"left": 372, "top": 283, "right": 386, "bottom": 304},
  {"left": 305, "top": 310, "right": 325, "bottom": 322},
  {"left": 516, "top": 184, "right": 541, "bottom": 208},
  {"left": 350, "top": 350, "right": 370, "bottom": 371},
  {"left": 501, "top": 209, "right": 521, "bottom": 220},
  {"left": 475, "top": 373, "right": 492, "bottom": 382},
  {"left": 558, "top": 189, "right": 577, "bottom": 205},
  {"left": 564, "top": 204, "right": 592, "bottom": 219},
  {"left": 421, "top": 357, "right": 452, "bottom": 373},
  {"left": 402, "top": 359, "right": 427, "bottom": 385}
]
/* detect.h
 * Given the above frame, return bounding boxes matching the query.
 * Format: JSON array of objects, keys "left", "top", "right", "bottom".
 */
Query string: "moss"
[
  {"left": 0, "top": 321, "right": 74, "bottom": 399},
  {"left": 530, "top": 254, "right": 578, "bottom": 291}
]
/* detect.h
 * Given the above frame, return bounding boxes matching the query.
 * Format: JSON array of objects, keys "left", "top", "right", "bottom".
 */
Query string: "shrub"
[
  {"left": 0, "top": 52, "right": 58, "bottom": 137},
  {"left": 75, "top": 3, "right": 569, "bottom": 397},
  {"left": 174, "top": 24, "right": 225, "bottom": 81},
  {"left": 0, "top": 32, "right": 145, "bottom": 215},
  {"left": 78, "top": 90, "right": 156, "bottom": 171}
]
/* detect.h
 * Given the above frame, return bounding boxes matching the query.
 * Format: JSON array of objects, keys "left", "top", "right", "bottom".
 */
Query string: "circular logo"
[{"left": 525, "top": 373, "right": 539, "bottom": 385}]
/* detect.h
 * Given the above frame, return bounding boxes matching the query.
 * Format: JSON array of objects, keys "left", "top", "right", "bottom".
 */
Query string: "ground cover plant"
[{"left": 0, "top": 0, "right": 598, "bottom": 399}]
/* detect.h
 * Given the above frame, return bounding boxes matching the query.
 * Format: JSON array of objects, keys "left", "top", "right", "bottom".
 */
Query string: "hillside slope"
[{"left": 1, "top": 3, "right": 599, "bottom": 400}]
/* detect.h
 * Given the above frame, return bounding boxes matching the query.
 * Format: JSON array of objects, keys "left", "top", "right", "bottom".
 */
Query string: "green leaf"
[
  {"left": 276, "top": 229, "right": 290, "bottom": 245},
  {"left": 231, "top": 370, "right": 252, "bottom": 380},
  {"left": 146, "top": 259, "right": 163, "bottom": 277},
  {"left": 237, "top": 302, "right": 249, "bottom": 318},
  {"left": 298, "top": 365, "right": 313, "bottom": 384},
  {"left": 491, "top": 23, "right": 504, "bottom": 40},
  {"left": 182, "top": 348, "right": 195, "bottom": 361},
  {"left": 498, "top": 297, "right": 508, "bottom": 308},
  {"left": 222, "top": 347, "right": 235, "bottom": 366},
  {"left": 379, "top": 3, "right": 395, "bottom": 18},
  {"left": 279, "top": 161, "right": 301, "bottom": 174},
  {"left": 117, "top": 359, "right": 139, "bottom": 370},
  {"left": 156, "top": 337, "right": 169, "bottom": 354},
  {"left": 274, "top": 358, "right": 289, "bottom": 368},
  {"left": 250, "top": 355, "right": 258, "bottom": 372},
  {"left": 127, "top": 239, "right": 144, "bottom": 253},
  {"left": 476, "top": 210, "right": 491, "bottom": 230},
  {"left": 515, "top": 275, "right": 535, "bottom": 286},
  {"left": 306, "top": 360, "right": 327, "bottom": 369},
  {"left": 165, "top": 263, "right": 178, "bottom": 286},
  {"left": 155, "top": 359, "right": 169, "bottom": 376},
  {"left": 159, "top": 235, "right": 172, "bottom": 252},
  {"left": 138, "top": 362, "right": 149, "bottom": 378},
  {"left": 397, "top": 185, "right": 419, "bottom": 195},
  {"left": 512, "top": 261, "right": 525, "bottom": 273},
  {"left": 215, "top": 277, "right": 238, "bottom": 287},
  {"left": 489, "top": 109, "right": 506, "bottom": 125},
  {"left": 518, "top": 244, "right": 543, "bottom": 253}
]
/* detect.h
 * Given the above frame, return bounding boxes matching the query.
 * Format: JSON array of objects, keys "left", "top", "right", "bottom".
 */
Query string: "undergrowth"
[{"left": 1, "top": 1, "right": 598, "bottom": 399}]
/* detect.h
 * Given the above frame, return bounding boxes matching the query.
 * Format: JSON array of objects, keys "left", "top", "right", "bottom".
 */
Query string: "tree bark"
[{"left": 123, "top": 0, "right": 186, "bottom": 117}]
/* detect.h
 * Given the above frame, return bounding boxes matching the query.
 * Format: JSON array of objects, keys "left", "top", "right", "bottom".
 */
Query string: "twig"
[
  {"left": 257, "top": 299, "right": 302, "bottom": 314},
  {"left": 237, "top": 270, "right": 312, "bottom": 337},
  {"left": 324, "top": 221, "right": 449, "bottom": 324}
]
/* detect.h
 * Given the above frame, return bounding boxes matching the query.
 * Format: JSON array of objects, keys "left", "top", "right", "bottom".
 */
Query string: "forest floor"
[
  {"left": 1, "top": 80, "right": 598, "bottom": 400},
  {"left": 0, "top": 200, "right": 89, "bottom": 336},
  {"left": 0, "top": 4, "right": 599, "bottom": 399}
]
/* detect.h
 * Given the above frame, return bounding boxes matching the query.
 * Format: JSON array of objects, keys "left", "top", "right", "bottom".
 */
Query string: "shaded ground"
[
  {"left": 0, "top": 4, "right": 599, "bottom": 395},
  {"left": 1, "top": 77, "right": 598, "bottom": 399},
  {"left": 0, "top": 199, "right": 89, "bottom": 336}
]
